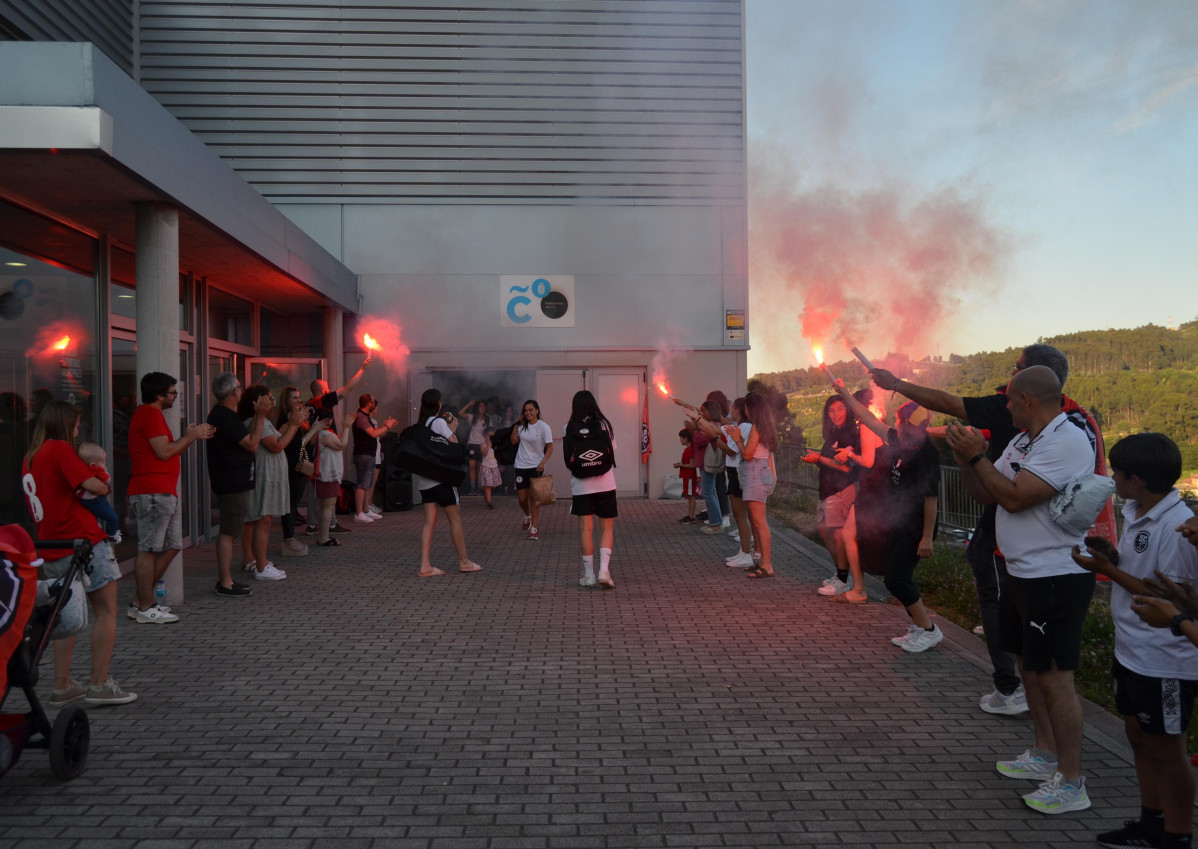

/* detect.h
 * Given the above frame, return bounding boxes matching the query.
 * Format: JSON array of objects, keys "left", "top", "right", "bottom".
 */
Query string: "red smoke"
[
  {"left": 355, "top": 316, "right": 410, "bottom": 371},
  {"left": 750, "top": 157, "right": 1009, "bottom": 367}
]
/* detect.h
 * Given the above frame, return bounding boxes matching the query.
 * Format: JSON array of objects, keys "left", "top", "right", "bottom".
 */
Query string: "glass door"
[
  {"left": 177, "top": 344, "right": 195, "bottom": 547},
  {"left": 110, "top": 334, "right": 138, "bottom": 562}
]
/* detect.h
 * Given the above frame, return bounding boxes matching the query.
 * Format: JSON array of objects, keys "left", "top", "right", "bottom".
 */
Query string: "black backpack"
[
  {"left": 396, "top": 420, "right": 468, "bottom": 486},
  {"left": 490, "top": 426, "right": 519, "bottom": 466},
  {"left": 563, "top": 418, "right": 615, "bottom": 478}
]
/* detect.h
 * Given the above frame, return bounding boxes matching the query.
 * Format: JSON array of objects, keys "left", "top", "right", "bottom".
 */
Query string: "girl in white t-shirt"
[
  {"left": 415, "top": 388, "right": 483, "bottom": 577},
  {"left": 510, "top": 399, "right": 554, "bottom": 540},
  {"left": 563, "top": 390, "right": 618, "bottom": 588}
]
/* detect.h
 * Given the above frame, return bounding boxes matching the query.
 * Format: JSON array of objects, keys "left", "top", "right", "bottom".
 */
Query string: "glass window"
[
  {"left": 109, "top": 249, "right": 191, "bottom": 332},
  {"left": 208, "top": 287, "right": 254, "bottom": 347},
  {"left": 0, "top": 237, "right": 98, "bottom": 530},
  {"left": 260, "top": 307, "right": 289, "bottom": 356}
]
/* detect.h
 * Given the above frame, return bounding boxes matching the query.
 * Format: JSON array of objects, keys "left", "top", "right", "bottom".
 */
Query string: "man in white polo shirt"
[{"left": 947, "top": 365, "right": 1097, "bottom": 815}]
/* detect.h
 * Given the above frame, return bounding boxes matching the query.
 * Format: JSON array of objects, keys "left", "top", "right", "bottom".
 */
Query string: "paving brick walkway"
[{"left": 0, "top": 497, "right": 1149, "bottom": 847}]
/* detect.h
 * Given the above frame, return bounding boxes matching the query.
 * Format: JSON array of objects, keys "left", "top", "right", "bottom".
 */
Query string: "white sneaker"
[
  {"left": 1023, "top": 772, "right": 1091, "bottom": 814},
  {"left": 901, "top": 624, "right": 944, "bottom": 653},
  {"left": 128, "top": 601, "right": 171, "bottom": 619},
  {"left": 891, "top": 624, "right": 922, "bottom": 646},
  {"left": 996, "top": 748, "right": 1059, "bottom": 780},
  {"left": 254, "top": 563, "right": 287, "bottom": 581},
  {"left": 597, "top": 572, "right": 615, "bottom": 589},
  {"left": 818, "top": 577, "right": 851, "bottom": 597},
  {"left": 721, "top": 516, "right": 731, "bottom": 528},
  {"left": 725, "top": 551, "right": 755, "bottom": 568},
  {"left": 368, "top": 505, "right": 383, "bottom": 515},
  {"left": 135, "top": 604, "right": 180, "bottom": 624},
  {"left": 354, "top": 512, "right": 377, "bottom": 523},
  {"left": 579, "top": 575, "right": 597, "bottom": 588},
  {"left": 729, "top": 530, "right": 740, "bottom": 542},
  {"left": 980, "top": 685, "right": 1029, "bottom": 715}
]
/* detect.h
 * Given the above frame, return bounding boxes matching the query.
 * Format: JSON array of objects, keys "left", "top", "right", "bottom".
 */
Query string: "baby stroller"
[{"left": 0, "top": 524, "right": 92, "bottom": 780}]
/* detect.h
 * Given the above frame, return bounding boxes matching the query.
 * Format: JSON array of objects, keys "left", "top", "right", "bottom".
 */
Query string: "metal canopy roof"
[{"left": 0, "top": 43, "right": 358, "bottom": 315}]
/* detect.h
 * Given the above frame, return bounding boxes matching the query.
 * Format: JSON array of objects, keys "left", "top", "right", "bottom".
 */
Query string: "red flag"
[{"left": 641, "top": 390, "right": 652, "bottom": 464}]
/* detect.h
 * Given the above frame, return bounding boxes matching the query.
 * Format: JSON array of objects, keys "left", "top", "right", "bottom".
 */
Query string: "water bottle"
[{"left": 154, "top": 580, "right": 167, "bottom": 607}]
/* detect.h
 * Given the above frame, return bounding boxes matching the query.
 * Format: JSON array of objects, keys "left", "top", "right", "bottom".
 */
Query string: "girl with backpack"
[
  {"left": 414, "top": 388, "right": 483, "bottom": 576},
  {"left": 562, "top": 390, "right": 617, "bottom": 589}
]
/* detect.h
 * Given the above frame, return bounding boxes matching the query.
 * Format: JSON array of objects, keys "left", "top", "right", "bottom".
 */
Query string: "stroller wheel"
[{"left": 49, "top": 705, "right": 89, "bottom": 779}]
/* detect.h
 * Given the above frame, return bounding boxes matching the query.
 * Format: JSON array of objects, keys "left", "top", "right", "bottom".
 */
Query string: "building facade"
[{"left": 0, "top": 1, "right": 747, "bottom": 555}]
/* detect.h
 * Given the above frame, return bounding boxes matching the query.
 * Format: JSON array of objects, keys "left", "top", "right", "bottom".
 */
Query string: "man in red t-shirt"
[{"left": 126, "top": 372, "right": 214, "bottom": 623}]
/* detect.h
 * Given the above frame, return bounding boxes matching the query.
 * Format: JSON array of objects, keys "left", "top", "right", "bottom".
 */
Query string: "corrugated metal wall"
[
  {"left": 138, "top": 0, "right": 745, "bottom": 205},
  {"left": 0, "top": 0, "right": 135, "bottom": 75}
]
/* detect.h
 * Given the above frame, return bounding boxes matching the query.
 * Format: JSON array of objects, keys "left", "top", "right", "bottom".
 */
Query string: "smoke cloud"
[
  {"left": 649, "top": 331, "right": 691, "bottom": 393},
  {"left": 749, "top": 144, "right": 1011, "bottom": 370}
]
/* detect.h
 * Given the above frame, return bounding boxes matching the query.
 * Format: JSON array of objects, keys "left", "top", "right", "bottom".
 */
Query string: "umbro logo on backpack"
[{"left": 564, "top": 419, "right": 615, "bottom": 478}]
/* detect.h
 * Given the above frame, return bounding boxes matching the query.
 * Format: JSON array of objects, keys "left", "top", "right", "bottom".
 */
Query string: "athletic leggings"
[{"left": 883, "top": 531, "right": 924, "bottom": 608}]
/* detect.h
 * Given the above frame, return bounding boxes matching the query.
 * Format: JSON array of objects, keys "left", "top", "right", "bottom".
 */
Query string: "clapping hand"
[
  {"left": 1179, "top": 515, "right": 1198, "bottom": 549},
  {"left": 944, "top": 423, "right": 987, "bottom": 464},
  {"left": 1131, "top": 595, "right": 1184, "bottom": 630},
  {"left": 1141, "top": 570, "right": 1198, "bottom": 619},
  {"left": 185, "top": 422, "right": 216, "bottom": 441},
  {"left": 1070, "top": 536, "right": 1120, "bottom": 577}
]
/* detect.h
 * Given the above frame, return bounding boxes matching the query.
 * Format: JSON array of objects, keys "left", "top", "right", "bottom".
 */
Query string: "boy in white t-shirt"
[{"left": 1072, "top": 433, "right": 1198, "bottom": 849}]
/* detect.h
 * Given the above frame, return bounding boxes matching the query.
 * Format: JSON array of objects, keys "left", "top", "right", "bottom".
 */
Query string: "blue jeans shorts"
[{"left": 43, "top": 540, "right": 121, "bottom": 593}]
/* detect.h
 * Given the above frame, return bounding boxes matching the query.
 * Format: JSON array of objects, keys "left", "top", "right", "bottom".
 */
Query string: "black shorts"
[
  {"left": 726, "top": 467, "right": 743, "bottom": 498},
  {"left": 998, "top": 570, "right": 1096, "bottom": 672},
  {"left": 571, "top": 490, "right": 618, "bottom": 519},
  {"left": 419, "top": 482, "right": 459, "bottom": 508},
  {"left": 514, "top": 468, "right": 540, "bottom": 491},
  {"left": 467, "top": 444, "right": 482, "bottom": 461},
  {"left": 1114, "top": 658, "right": 1198, "bottom": 736}
]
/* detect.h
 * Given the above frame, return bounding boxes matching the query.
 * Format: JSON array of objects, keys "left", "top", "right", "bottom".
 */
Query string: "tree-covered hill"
[{"left": 752, "top": 318, "right": 1198, "bottom": 474}]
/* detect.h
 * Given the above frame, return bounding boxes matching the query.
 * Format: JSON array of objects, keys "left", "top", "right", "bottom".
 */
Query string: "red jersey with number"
[
  {"left": 127, "top": 404, "right": 179, "bottom": 497},
  {"left": 22, "top": 439, "right": 106, "bottom": 560}
]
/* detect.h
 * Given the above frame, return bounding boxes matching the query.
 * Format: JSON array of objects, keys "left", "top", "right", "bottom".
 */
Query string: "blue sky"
[{"left": 745, "top": 0, "right": 1198, "bottom": 375}]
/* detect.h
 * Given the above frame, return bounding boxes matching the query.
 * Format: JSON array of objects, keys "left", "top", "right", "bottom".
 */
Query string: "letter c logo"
[{"left": 507, "top": 296, "right": 532, "bottom": 323}]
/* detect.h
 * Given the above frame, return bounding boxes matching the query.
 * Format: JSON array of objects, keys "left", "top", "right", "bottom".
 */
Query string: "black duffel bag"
[
  {"left": 490, "top": 425, "right": 519, "bottom": 466},
  {"left": 396, "top": 420, "right": 468, "bottom": 486}
]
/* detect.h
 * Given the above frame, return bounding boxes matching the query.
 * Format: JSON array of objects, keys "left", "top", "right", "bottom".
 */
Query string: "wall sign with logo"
[
  {"left": 725, "top": 309, "right": 745, "bottom": 342},
  {"left": 500, "top": 275, "right": 575, "bottom": 327}
]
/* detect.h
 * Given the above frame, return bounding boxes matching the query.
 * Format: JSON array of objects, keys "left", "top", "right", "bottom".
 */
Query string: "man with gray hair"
[
  {"left": 870, "top": 343, "right": 1074, "bottom": 716},
  {"left": 946, "top": 366, "right": 1097, "bottom": 814},
  {"left": 206, "top": 373, "right": 271, "bottom": 597}
]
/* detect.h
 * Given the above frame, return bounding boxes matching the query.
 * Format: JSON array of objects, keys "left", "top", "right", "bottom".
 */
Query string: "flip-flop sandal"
[
  {"left": 458, "top": 563, "right": 483, "bottom": 573},
  {"left": 746, "top": 568, "right": 774, "bottom": 579},
  {"left": 418, "top": 567, "right": 446, "bottom": 577},
  {"left": 833, "top": 592, "right": 868, "bottom": 604},
  {"left": 317, "top": 539, "right": 341, "bottom": 546}
]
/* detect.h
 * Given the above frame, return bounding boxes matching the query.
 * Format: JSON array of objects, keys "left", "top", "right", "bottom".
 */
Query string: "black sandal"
[{"left": 317, "top": 538, "right": 341, "bottom": 546}]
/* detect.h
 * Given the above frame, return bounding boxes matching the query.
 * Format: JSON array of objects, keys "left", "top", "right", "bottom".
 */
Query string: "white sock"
[
  {"left": 599, "top": 548, "right": 612, "bottom": 575},
  {"left": 582, "top": 555, "right": 594, "bottom": 579}
]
